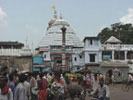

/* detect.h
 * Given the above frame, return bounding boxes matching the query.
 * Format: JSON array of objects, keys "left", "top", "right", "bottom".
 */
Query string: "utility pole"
[
  {"left": 61, "top": 26, "right": 67, "bottom": 71},
  {"left": 118, "top": 28, "right": 122, "bottom": 60}
]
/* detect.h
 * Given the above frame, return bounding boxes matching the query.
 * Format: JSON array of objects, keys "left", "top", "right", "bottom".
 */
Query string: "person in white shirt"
[
  {"left": 14, "top": 74, "right": 26, "bottom": 100},
  {"left": 92, "top": 74, "right": 99, "bottom": 92},
  {"left": 30, "top": 74, "right": 38, "bottom": 100},
  {"left": 128, "top": 74, "right": 133, "bottom": 84},
  {"left": 92, "top": 78, "right": 110, "bottom": 100},
  {"left": 24, "top": 74, "right": 30, "bottom": 100},
  {"left": 111, "top": 75, "right": 115, "bottom": 85}
]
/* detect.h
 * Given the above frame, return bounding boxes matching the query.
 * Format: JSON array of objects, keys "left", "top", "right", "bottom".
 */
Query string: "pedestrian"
[
  {"left": 47, "top": 73, "right": 53, "bottom": 87},
  {"left": 38, "top": 73, "right": 47, "bottom": 100},
  {"left": 0, "top": 76, "right": 13, "bottom": 100},
  {"left": 92, "top": 73, "right": 99, "bottom": 92},
  {"left": 14, "top": 74, "right": 26, "bottom": 100},
  {"left": 51, "top": 71, "right": 66, "bottom": 100},
  {"left": 91, "top": 78, "right": 110, "bottom": 100},
  {"left": 105, "top": 73, "right": 110, "bottom": 85},
  {"left": 24, "top": 74, "right": 30, "bottom": 100},
  {"left": 8, "top": 73, "right": 15, "bottom": 93},
  {"left": 128, "top": 73, "right": 133, "bottom": 84},
  {"left": 30, "top": 74, "right": 38, "bottom": 100},
  {"left": 111, "top": 74, "right": 115, "bottom": 85}
]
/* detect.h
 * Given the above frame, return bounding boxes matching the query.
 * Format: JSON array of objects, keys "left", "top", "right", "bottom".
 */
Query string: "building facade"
[
  {"left": 36, "top": 12, "right": 82, "bottom": 72},
  {"left": 34, "top": 12, "right": 133, "bottom": 74},
  {"left": 101, "top": 36, "right": 133, "bottom": 73},
  {"left": 0, "top": 41, "right": 32, "bottom": 72}
]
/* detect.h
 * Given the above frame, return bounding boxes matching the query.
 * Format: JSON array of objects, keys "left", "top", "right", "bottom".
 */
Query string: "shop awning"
[{"left": 33, "top": 68, "right": 40, "bottom": 71}]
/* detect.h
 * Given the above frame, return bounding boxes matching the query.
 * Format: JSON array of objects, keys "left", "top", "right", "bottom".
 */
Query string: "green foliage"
[{"left": 97, "top": 22, "right": 133, "bottom": 44}]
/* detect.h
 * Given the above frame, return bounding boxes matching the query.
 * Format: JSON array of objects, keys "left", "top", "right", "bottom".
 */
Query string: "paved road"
[
  {"left": 109, "top": 84, "right": 133, "bottom": 100},
  {"left": 86, "top": 84, "right": 133, "bottom": 100},
  {"left": 65, "top": 84, "right": 133, "bottom": 100}
]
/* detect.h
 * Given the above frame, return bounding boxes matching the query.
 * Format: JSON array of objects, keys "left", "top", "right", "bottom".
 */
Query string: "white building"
[
  {"left": 35, "top": 12, "right": 133, "bottom": 73},
  {"left": 82, "top": 37, "right": 102, "bottom": 72},
  {"left": 37, "top": 11, "right": 83, "bottom": 71},
  {"left": 83, "top": 37, "right": 102, "bottom": 63},
  {"left": 101, "top": 36, "right": 133, "bottom": 73},
  {"left": 0, "top": 41, "right": 32, "bottom": 56},
  {"left": 0, "top": 41, "right": 32, "bottom": 72}
]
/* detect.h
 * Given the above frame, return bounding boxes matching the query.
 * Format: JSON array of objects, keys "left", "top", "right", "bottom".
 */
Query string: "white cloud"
[
  {"left": 0, "top": 8, "right": 8, "bottom": 41},
  {"left": 0, "top": 7, "right": 6, "bottom": 24},
  {"left": 120, "top": 8, "right": 133, "bottom": 24}
]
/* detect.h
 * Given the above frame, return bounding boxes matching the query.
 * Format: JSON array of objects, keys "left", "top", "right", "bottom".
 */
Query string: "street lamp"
[{"left": 61, "top": 26, "right": 67, "bottom": 71}]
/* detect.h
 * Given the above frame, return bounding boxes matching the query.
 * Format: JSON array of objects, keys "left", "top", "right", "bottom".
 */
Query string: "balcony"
[
  {"left": 50, "top": 49, "right": 73, "bottom": 54},
  {"left": 102, "top": 44, "right": 133, "bottom": 51},
  {"left": 0, "top": 48, "right": 32, "bottom": 56},
  {"left": 0, "top": 49, "right": 21, "bottom": 56}
]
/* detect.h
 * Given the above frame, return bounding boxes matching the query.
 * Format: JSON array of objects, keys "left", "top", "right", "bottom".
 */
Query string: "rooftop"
[
  {"left": 38, "top": 13, "right": 83, "bottom": 48},
  {"left": 0, "top": 41, "right": 24, "bottom": 46},
  {"left": 104, "top": 36, "right": 122, "bottom": 44},
  {"left": 100, "top": 60, "right": 129, "bottom": 68},
  {"left": 83, "top": 37, "right": 99, "bottom": 42}
]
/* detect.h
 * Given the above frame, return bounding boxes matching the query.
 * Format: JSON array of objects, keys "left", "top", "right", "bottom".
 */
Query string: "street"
[
  {"left": 86, "top": 84, "right": 133, "bottom": 100},
  {"left": 109, "top": 84, "right": 133, "bottom": 100}
]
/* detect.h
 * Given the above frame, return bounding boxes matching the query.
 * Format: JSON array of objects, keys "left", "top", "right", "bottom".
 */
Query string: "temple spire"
[
  {"left": 54, "top": 10, "right": 57, "bottom": 19},
  {"left": 59, "top": 13, "right": 63, "bottom": 19},
  {"left": 26, "top": 37, "right": 28, "bottom": 45}
]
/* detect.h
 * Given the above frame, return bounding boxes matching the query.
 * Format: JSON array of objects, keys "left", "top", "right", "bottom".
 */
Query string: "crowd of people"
[{"left": 0, "top": 69, "right": 111, "bottom": 100}]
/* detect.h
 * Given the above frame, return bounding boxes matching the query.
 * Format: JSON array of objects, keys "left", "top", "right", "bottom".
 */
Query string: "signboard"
[
  {"left": 39, "top": 48, "right": 49, "bottom": 52},
  {"left": 33, "top": 56, "right": 43, "bottom": 65},
  {"left": 103, "top": 55, "right": 111, "bottom": 60}
]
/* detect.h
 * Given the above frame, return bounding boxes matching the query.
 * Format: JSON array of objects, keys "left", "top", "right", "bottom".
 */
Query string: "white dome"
[{"left": 38, "top": 19, "right": 83, "bottom": 48}]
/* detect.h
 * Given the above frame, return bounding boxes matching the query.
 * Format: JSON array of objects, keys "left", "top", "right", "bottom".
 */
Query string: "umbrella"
[
  {"left": 76, "top": 73, "right": 82, "bottom": 77},
  {"left": 65, "top": 73, "right": 77, "bottom": 77}
]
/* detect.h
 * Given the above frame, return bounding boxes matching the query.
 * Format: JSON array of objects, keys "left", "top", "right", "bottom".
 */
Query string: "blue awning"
[{"left": 33, "top": 68, "right": 40, "bottom": 71}]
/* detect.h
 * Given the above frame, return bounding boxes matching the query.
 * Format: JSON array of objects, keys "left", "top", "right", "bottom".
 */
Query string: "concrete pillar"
[
  {"left": 125, "top": 51, "right": 127, "bottom": 60},
  {"left": 85, "top": 52, "right": 88, "bottom": 64},
  {"left": 99, "top": 51, "right": 102, "bottom": 62},
  {"left": 112, "top": 50, "right": 114, "bottom": 60},
  {"left": 61, "top": 26, "right": 66, "bottom": 71}
]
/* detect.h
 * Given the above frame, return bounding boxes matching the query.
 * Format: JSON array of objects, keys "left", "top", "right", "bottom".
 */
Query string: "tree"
[{"left": 97, "top": 22, "right": 133, "bottom": 44}]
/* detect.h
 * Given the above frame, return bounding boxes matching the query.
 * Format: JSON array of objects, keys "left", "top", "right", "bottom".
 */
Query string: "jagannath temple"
[{"left": 37, "top": 11, "right": 82, "bottom": 71}]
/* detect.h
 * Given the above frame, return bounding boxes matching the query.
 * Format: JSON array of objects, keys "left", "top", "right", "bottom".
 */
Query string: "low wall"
[{"left": 0, "top": 56, "right": 33, "bottom": 72}]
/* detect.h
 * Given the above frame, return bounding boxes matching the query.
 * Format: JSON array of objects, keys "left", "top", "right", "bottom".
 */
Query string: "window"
[
  {"left": 74, "top": 57, "right": 77, "bottom": 61},
  {"left": 90, "top": 39, "right": 93, "bottom": 45},
  {"left": 90, "top": 54, "right": 95, "bottom": 62},
  {"left": 44, "top": 55, "right": 46, "bottom": 58}
]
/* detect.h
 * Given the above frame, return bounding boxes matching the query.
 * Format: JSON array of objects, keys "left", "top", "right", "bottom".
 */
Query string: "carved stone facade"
[{"left": 0, "top": 56, "right": 32, "bottom": 72}]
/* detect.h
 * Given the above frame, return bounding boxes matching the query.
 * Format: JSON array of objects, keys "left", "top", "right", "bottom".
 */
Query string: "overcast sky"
[{"left": 0, "top": 0, "right": 133, "bottom": 48}]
